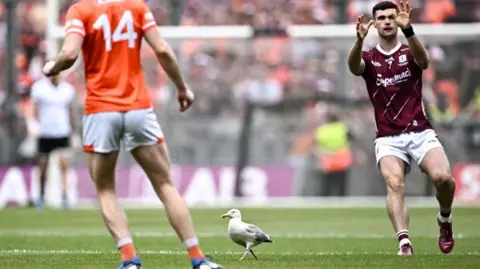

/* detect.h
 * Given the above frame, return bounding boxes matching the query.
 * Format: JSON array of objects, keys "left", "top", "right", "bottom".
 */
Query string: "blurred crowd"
[{"left": 0, "top": 0, "right": 480, "bottom": 165}]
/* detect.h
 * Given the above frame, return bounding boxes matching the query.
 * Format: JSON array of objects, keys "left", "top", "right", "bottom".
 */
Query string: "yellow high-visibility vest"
[
  {"left": 315, "top": 122, "right": 349, "bottom": 152},
  {"left": 475, "top": 88, "right": 480, "bottom": 110},
  {"left": 429, "top": 104, "right": 455, "bottom": 122},
  {"left": 314, "top": 122, "right": 352, "bottom": 172}
]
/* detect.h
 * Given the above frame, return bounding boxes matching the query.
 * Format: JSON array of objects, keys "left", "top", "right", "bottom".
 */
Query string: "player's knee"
[
  {"left": 430, "top": 169, "right": 452, "bottom": 186},
  {"left": 384, "top": 173, "right": 405, "bottom": 193},
  {"left": 387, "top": 180, "right": 404, "bottom": 194},
  {"left": 89, "top": 166, "right": 116, "bottom": 190}
]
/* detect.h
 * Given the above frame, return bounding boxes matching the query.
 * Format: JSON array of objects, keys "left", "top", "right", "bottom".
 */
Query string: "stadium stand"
[{"left": 1, "top": 0, "right": 480, "bottom": 171}]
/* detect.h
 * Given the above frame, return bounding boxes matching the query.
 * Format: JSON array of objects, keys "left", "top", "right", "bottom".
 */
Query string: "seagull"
[{"left": 221, "top": 209, "right": 273, "bottom": 260}]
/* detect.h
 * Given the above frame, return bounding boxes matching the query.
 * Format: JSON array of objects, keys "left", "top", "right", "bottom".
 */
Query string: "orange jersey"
[{"left": 64, "top": 0, "right": 157, "bottom": 114}]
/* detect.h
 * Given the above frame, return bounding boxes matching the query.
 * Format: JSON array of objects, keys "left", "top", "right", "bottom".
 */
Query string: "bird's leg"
[
  {"left": 239, "top": 249, "right": 249, "bottom": 260},
  {"left": 250, "top": 249, "right": 259, "bottom": 260},
  {"left": 240, "top": 242, "right": 254, "bottom": 261}
]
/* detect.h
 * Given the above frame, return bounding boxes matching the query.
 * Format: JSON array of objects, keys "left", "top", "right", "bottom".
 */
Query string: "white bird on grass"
[{"left": 221, "top": 209, "right": 273, "bottom": 260}]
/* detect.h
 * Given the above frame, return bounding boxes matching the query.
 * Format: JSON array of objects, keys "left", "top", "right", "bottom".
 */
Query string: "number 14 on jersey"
[{"left": 93, "top": 10, "right": 138, "bottom": 51}]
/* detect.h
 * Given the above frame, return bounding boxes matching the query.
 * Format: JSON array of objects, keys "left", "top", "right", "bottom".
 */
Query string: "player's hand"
[
  {"left": 356, "top": 15, "right": 374, "bottom": 41},
  {"left": 42, "top": 61, "right": 59, "bottom": 77},
  {"left": 177, "top": 87, "right": 194, "bottom": 112},
  {"left": 395, "top": 1, "right": 413, "bottom": 29}
]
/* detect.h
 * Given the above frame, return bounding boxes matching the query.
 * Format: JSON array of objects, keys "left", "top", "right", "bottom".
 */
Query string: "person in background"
[
  {"left": 30, "top": 72, "right": 76, "bottom": 210},
  {"left": 428, "top": 91, "right": 457, "bottom": 124},
  {"left": 313, "top": 110, "right": 352, "bottom": 196}
]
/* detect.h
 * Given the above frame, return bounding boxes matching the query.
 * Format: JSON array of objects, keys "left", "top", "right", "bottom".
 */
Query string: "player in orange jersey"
[{"left": 42, "top": 1, "right": 223, "bottom": 269}]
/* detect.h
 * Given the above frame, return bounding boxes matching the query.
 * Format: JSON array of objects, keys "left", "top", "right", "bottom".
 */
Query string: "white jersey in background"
[{"left": 30, "top": 77, "right": 75, "bottom": 138}]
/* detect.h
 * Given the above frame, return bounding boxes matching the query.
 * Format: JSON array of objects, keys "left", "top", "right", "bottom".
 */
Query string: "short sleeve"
[
  {"left": 141, "top": 4, "right": 157, "bottom": 32},
  {"left": 64, "top": 5, "right": 86, "bottom": 37}
]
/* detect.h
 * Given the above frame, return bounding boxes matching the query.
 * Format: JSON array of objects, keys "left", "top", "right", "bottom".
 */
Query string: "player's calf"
[
  {"left": 59, "top": 155, "right": 70, "bottom": 209},
  {"left": 430, "top": 169, "right": 455, "bottom": 212},
  {"left": 379, "top": 157, "right": 412, "bottom": 255},
  {"left": 36, "top": 155, "right": 49, "bottom": 209},
  {"left": 419, "top": 148, "right": 456, "bottom": 254},
  {"left": 384, "top": 172, "right": 409, "bottom": 229},
  {"left": 86, "top": 152, "right": 136, "bottom": 262},
  {"left": 131, "top": 143, "right": 220, "bottom": 267},
  {"left": 382, "top": 166, "right": 409, "bottom": 235}
]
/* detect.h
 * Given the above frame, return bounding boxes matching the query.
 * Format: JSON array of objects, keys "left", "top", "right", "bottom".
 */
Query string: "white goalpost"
[
  {"left": 48, "top": 22, "right": 480, "bottom": 48},
  {"left": 46, "top": 20, "right": 480, "bottom": 79}
]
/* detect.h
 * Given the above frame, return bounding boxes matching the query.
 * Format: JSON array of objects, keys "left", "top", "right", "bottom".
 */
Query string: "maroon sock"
[
  {"left": 440, "top": 207, "right": 451, "bottom": 218},
  {"left": 397, "top": 230, "right": 409, "bottom": 242}
]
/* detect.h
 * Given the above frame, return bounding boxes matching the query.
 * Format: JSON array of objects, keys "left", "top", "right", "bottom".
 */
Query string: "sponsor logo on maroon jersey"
[{"left": 376, "top": 68, "right": 412, "bottom": 87}]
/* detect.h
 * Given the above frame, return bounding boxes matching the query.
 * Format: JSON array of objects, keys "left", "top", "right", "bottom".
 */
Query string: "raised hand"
[
  {"left": 396, "top": 1, "right": 412, "bottom": 29},
  {"left": 356, "top": 15, "right": 374, "bottom": 41}
]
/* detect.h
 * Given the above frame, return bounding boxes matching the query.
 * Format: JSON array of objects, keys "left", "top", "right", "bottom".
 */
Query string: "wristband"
[{"left": 401, "top": 26, "right": 415, "bottom": 38}]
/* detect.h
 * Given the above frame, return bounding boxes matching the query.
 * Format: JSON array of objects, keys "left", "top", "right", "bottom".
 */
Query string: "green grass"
[{"left": 0, "top": 207, "right": 479, "bottom": 268}]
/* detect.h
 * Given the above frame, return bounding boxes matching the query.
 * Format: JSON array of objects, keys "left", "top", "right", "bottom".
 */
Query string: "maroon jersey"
[{"left": 361, "top": 43, "right": 433, "bottom": 138}]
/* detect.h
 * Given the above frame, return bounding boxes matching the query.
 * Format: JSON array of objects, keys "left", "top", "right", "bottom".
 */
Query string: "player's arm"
[
  {"left": 45, "top": 35, "right": 84, "bottom": 76},
  {"left": 43, "top": 5, "right": 85, "bottom": 77},
  {"left": 348, "top": 15, "right": 374, "bottom": 76},
  {"left": 405, "top": 34, "right": 429, "bottom": 70},
  {"left": 396, "top": 1, "right": 429, "bottom": 70},
  {"left": 141, "top": 6, "right": 192, "bottom": 112},
  {"left": 144, "top": 29, "right": 187, "bottom": 91},
  {"left": 348, "top": 39, "right": 365, "bottom": 76}
]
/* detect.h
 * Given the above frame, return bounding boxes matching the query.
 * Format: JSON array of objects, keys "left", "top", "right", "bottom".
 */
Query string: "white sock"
[
  {"left": 438, "top": 212, "right": 452, "bottom": 223},
  {"left": 396, "top": 230, "right": 409, "bottom": 241},
  {"left": 117, "top": 237, "right": 133, "bottom": 249},
  {"left": 184, "top": 237, "right": 199, "bottom": 248},
  {"left": 396, "top": 229, "right": 409, "bottom": 237}
]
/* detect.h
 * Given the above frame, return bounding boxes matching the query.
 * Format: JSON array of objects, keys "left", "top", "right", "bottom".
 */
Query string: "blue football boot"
[
  {"left": 117, "top": 257, "right": 141, "bottom": 269},
  {"left": 192, "top": 257, "right": 223, "bottom": 269}
]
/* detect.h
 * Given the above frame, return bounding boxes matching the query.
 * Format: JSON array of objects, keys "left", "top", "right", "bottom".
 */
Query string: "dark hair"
[
  {"left": 372, "top": 1, "right": 398, "bottom": 18},
  {"left": 326, "top": 111, "right": 340, "bottom": 123}
]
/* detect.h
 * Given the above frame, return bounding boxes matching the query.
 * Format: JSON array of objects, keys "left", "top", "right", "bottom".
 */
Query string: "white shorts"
[
  {"left": 374, "top": 129, "right": 443, "bottom": 168},
  {"left": 82, "top": 108, "right": 164, "bottom": 153}
]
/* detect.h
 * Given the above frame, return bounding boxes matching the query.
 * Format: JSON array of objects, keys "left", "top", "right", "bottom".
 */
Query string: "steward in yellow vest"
[{"left": 314, "top": 115, "right": 352, "bottom": 173}]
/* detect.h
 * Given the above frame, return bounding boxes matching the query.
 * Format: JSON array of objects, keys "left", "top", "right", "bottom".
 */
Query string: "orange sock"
[
  {"left": 119, "top": 243, "right": 137, "bottom": 261},
  {"left": 187, "top": 245, "right": 204, "bottom": 261}
]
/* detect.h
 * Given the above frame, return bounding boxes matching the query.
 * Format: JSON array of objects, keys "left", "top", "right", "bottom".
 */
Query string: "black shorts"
[{"left": 38, "top": 137, "right": 70, "bottom": 154}]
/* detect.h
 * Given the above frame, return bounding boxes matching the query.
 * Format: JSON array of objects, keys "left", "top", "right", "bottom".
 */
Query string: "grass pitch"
[{"left": 0, "top": 207, "right": 479, "bottom": 268}]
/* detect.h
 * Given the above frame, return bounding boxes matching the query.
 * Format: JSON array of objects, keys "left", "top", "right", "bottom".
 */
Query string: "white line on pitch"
[
  {"left": 1, "top": 249, "right": 479, "bottom": 256},
  {"left": 0, "top": 230, "right": 477, "bottom": 239}
]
